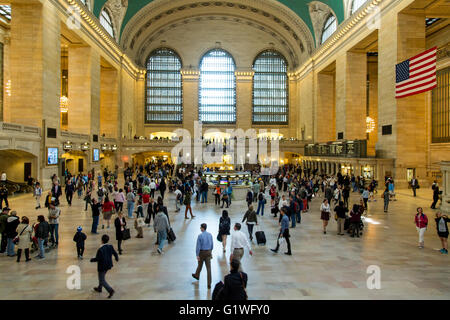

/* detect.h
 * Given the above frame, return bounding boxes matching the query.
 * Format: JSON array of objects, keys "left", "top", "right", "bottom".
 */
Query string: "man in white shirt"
[
  {"left": 230, "top": 223, "right": 252, "bottom": 271},
  {"left": 150, "top": 179, "right": 156, "bottom": 198},
  {"left": 269, "top": 176, "right": 276, "bottom": 187},
  {"left": 174, "top": 188, "right": 182, "bottom": 212}
]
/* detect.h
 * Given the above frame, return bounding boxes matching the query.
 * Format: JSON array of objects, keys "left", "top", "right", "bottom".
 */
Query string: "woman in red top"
[
  {"left": 102, "top": 196, "right": 115, "bottom": 229},
  {"left": 415, "top": 207, "right": 428, "bottom": 248}
]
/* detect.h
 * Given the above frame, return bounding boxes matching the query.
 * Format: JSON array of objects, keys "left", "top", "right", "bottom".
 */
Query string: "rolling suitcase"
[{"left": 255, "top": 230, "right": 266, "bottom": 245}]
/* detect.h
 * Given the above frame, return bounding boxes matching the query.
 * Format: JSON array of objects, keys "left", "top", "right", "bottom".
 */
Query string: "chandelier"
[
  {"left": 60, "top": 96, "right": 69, "bottom": 113},
  {"left": 366, "top": 116, "right": 375, "bottom": 133}
]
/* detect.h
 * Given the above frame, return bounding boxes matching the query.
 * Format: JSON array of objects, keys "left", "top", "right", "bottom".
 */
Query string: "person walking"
[
  {"left": 184, "top": 189, "right": 195, "bottom": 219},
  {"left": 362, "top": 188, "right": 369, "bottom": 210},
  {"left": 15, "top": 216, "right": 32, "bottom": 262},
  {"left": 114, "top": 212, "right": 126, "bottom": 255},
  {"left": 431, "top": 184, "right": 440, "bottom": 209},
  {"left": 320, "top": 199, "right": 331, "bottom": 234},
  {"left": 415, "top": 207, "right": 428, "bottom": 248},
  {"left": 91, "top": 234, "right": 119, "bottom": 298},
  {"left": 174, "top": 187, "right": 182, "bottom": 212},
  {"left": 350, "top": 204, "right": 362, "bottom": 238},
  {"left": 73, "top": 226, "right": 87, "bottom": 259},
  {"left": 229, "top": 223, "right": 252, "bottom": 270},
  {"left": 35, "top": 215, "right": 49, "bottom": 259},
  {"left": 34, "top": 182, "right": 42, "bottom": 210},
  {"left": 159, "top": 177, "right": 166, "bottom": 200},
  {"left": 383, "top": 187, "right": 390, "bottom": 212},
  {"left": 0, "top": 185, "right": 9, "bottom": 208},
  {"left": 334, "top": 201, "right": 348, "bottom": 235},
  {"left": 242, "top": 205, "right": 257, "bottom": 241},
  {"left": 270, "top": 208, "right": 291, "bottom": 255},
  {"left": 435, "top": 212, "right": 449, "bottom": 254},
  {"left": 411, "top": 177, "right": 419, "bottom": 197},
  {"left": 153, "top": 207, "right": 170, "bottom": 254},
  {"left": 6, "top": 210, "right": 20, "bottom": 256},
  {"left": 65, "top": 180, "right": 74, "bottom": 206},
  {"left": 192, "top": 223, "right": 214, "bottom": 289},
  {"left": 102, "top": 196, "right": 115, "bottom": 229},
  {"left": 214, "top": 185, "right": 221, "bottom": 206},
  {"left": 218, "top": 210, "right": 231, "bottom": 253},
  {"left": 114, "top": 189, "right": 125, "bottom": 213},
  {"left": 221, "top": 259, "right": 248, "bottom": 300}
]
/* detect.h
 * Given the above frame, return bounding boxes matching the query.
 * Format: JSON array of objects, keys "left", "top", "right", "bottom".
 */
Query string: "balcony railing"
[{"left": 0, "top": 122, "right": 41, "bottom": 136}]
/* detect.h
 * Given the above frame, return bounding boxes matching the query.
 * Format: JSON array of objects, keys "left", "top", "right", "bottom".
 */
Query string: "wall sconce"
[
  {"left": 111, "top": 144, "right": 118, "bottom": 151},
  {"left": 81, "top": 142, "right": 90, "bottom": 151},
  {"left": 101, "top": 144, "right": 108, "bottom": 151},
  {"left": 63, "top": 141, "right": 73, "bottom": 151}
]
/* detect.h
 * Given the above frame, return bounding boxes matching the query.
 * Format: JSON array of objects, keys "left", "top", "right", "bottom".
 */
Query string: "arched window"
[
  {"left": 252, "top": 50, "right": 288, "bottom": 124},
  {"left": 146, "top": 48, "right": 183, "bottom": 123},
  {"left": 199, "top": 49, "right": 236, "bottom": 123},
  {"left": 100, "top": 9, "right": 114, "bottom": 38},
  {"left": 351, "top": 0, "right": 368, "bottom": 14},
  {"left": 0, "top": 5, "right": 11, "bottom": 21},
  {"left": 321, "top": 14, "right": 337, "bottom": 44}
]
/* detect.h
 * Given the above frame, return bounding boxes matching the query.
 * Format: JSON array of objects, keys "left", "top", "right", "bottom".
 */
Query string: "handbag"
[
  {"left": 121, "top": 228, "right": 131, "bottom": 240},
  {"left": 13, "top": 225, "right": 28, "bottom": 245},
  {"left": 217, "top": 233, "right": 222, "bottom": 242},
  {"left": 136, "top": 217, "right": 145, "bottom": 228}
]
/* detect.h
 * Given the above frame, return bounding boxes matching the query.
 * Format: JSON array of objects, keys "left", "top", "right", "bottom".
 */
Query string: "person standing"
[
  {"left": 34, "top": 182, "right": 42, "bottom": 210},
  {"left": 320, "top": 199, "right": 331, "bottom": 234},
  {"left": 159, "top": 177, "right": 166, "bottom": 200},
  {"left": 174, "top": 187, "right": 182, "bottom": 212},
  {"left": 242, "top": 205, "right": 257, "bottom": 241},
  {"left": 362, "top": 188, "right": 369, "bottom": 210},
  {"left": 411, "top": 177, "right": 419, "bottom": 197},
  {"left": 35, "top": 215, "right": 49, "bottom": 259},
  {"left": 15, "top": 216, "right": 32, "bottom": 262},
  {"left": 91, "top": 234, "right": 118, "bottom": 298},
  {"left": 256, "top": 191, "right": 266, "bottom": 216},
  {"left": 415, "top": 207, "right": 428, "bottom": 248},
  {"left": 270, "top": 208, "right": 291, "bottom": 255},
  {"left": 0, "top": 185, "right": 9, "bottom": 208},
  {"left": 383, "top": 187, "right": 390, "bottom": 213},
  {"left": 214, "top": 185, "right": 221, "bottom": 206},
  {"left": 0, "top": 207, "right": 10, "bottom": 253},
  {"left": 184, "top": 189, "right": 195, "bottom": 219},
  {"left": 246, "top": 188, "right": 253, "bottom": 208},
  {"left": 334, "top": 201, "right": 348, "bottom": 235},
  {"left": 218, "top": 210, "right": 231, "bottom": 253},
  {"left": 153, "top": 207, "right": 170, "bottom": 254},
  {"left": 90, "top": 198, "right": 102, "bottom": 234},
  {"left": 229, "top": 223, "right": 253, "bottom": 270},
  {"left": 48, "top": 202, "right": 61, "bottom": 248},
  {"left": 114, "top": 189, "right": 125, "bottom": 213},
  {"left": 192, "top": 223, "right": 214, "bottom": 289},
  {"left": 6, "top": 211, "right": 19, "bottom": 256},
  {"left": 126, "top": 188, "right": 135, "bottom": 219},
  {"left": 435, "top": 212, "right": 449, "bottom": 254},
  {"left": 114, "top": 212, "right": 126, "bottom": 255},
  {"left": 350, "top": 204, "right": 362, "bottom": 238}
]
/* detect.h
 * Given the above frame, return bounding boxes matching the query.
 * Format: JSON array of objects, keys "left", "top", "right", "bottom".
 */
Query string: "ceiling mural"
[{"left": 93, "top": 0, "right": 345, "bottom": 43}]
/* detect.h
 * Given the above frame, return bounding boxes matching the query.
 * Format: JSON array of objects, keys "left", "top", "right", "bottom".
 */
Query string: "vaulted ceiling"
[{"left": 93, "top": 0, "right": 345, "bottom": 41}]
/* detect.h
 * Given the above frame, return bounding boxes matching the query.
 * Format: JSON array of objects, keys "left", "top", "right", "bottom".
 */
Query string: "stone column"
[
  {"left": 134, "top": 73, "right": 145, "bottom": 137},
  {"left": 335, "top": 52, "right": 367, "bottom": 140},
  {"left": 440, "top": 162, "right": 450, "bottom": 215},
  {"left": 235, "top": 70, "right": 254, "bottom": 131},
  {"left": 68, "top": 45, "right": 100, "bottom": 135},
  {"left": 315, "top": 71, "right": 335, "bottom": 142},
  {"left": 181, "top": 69, "right": 199, "bottom": 136},
  {"left": 9, "top": 1, "right": 60, "bottom": 129},
  {"left": 100, "top": 67, "right": 119, "bottom": 138}
]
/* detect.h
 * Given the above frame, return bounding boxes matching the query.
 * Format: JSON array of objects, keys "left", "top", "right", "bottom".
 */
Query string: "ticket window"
[{"left": 406, "top": 168, "right": 415, "bottom": 182}]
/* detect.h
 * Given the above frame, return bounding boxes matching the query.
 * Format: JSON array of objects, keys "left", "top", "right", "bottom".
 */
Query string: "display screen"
[
  {"left": 219, "top": 180, "right": 228, "bottom": 185},
  {"left": 93, "top": 148, "right": 100, "bottom": 162},
  {"left": 47, "top": 147, "right": 58, "bottom": 165}
]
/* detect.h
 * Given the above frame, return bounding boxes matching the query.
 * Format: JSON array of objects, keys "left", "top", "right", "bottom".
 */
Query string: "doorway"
[
  {"left": 24, "top": 163, "right": 31, "bottom": 182},
  {"left": 406, "top": 168, "right": 415, "bottom": 182},
  {"left": 78, "top": 158, "right": 84, "bottom": 173}
]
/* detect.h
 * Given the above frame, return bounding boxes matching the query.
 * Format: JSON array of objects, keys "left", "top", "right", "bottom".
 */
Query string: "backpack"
[
  {"left": 258, "top": 193, "right": 263, "bottom": 201},
  {"left": 97, "top": 189, "right": 104, "bottom": 197}
]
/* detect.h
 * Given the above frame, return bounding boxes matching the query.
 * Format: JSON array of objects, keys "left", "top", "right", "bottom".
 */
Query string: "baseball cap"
[
  {"left": 77, "top": 226, "right": 82, "bottom": 232},
  {"left": 2, "top": 207, "right": 10, "bottom": 212}
]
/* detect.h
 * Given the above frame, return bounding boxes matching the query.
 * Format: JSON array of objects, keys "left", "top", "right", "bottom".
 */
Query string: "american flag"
[{"left": 395, "top": 47, "right": 437, "bottom": 99}]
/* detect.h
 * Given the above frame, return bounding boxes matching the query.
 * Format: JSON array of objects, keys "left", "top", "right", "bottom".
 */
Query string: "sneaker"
[
  {"left": 270, "top": 249, "right": 278, "bottom": 253},
  {"left": 93, "top": 287, "right": 102, "bottom": 293},
  {"left": 157, "top": 248, "right": 162, "bottom": 254},
  {"left": 284, "top": 252, "right": 292, "bottom": 255},
  {"left": 444, "top": 249, "right": 448, "bottom": 254},
  {"left": 439, "top": 249, "right": 445, "bottom": 254}
]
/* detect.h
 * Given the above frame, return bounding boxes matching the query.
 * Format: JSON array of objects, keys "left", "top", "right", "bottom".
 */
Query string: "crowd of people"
[{"left": 0, "top": 161, "right": 448, "bottom": 300}]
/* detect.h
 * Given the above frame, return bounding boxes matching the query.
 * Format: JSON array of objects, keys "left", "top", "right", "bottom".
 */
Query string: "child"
[
  {"left": 73, "top": 226, "right": 87, "bottom": 259},
  {"left": 34, "top": 182, "right": 42, "bottom": 209}
]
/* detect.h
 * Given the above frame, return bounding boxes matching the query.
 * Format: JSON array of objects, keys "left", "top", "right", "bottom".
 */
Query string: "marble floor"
[{"left": 0, "top": 185, "right": 448, "bottom": 300}]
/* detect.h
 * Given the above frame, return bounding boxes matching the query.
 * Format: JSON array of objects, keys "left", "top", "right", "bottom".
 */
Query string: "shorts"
[
  {"left": 438, "top": 231, "right": 449, "bottom": 239},
  {"left": 103, "top": 211, "right": 113, "bottom": 220}
]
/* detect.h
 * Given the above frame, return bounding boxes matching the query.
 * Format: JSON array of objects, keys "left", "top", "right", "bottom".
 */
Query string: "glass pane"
[
  {"left": 0, "top": 5, "right": 11, "bottom": 21},
  {"left": 351, "top": 0, "right": 368, "bottom": 14},
  {"left": 146, "top": 48, "right": 183, "bottom": 123},
  {"left": 252, "top": 50, "right": 288, "bottom": 124},
  {"left": 432, "top": 67, "right": 450, "bottom": 143},
  {"left": 100, "top": 10, "right": 114, "bottom": 37},
  {"left": 321, "top": 15, "right": 337, "bottom": 44},
  {"left": 199, "top": 49, "right": 236, "bottom": 123}
]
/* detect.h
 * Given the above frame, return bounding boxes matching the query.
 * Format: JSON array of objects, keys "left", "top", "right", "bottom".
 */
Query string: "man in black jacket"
[
  {"left": 51, "top": 182, "right": 62, "bottom": 206},
  {"left": 222, "top": 259, "right": 248, "bottom": 300},
  {"left": 91, "top": 235, "right": 119, "bottom": 298},
  {"left": 6, "top": 211, "right": 20, "bottom": 256},
  {"left": 65, "top": 180, "right": 74, "bottom": 206}
]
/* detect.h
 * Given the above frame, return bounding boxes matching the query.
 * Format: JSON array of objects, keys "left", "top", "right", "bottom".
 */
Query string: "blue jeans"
[
  {"left": 6, "top": 238, "right": 15, "bottom": 256},
  {"left": 291, "top": 214, "right": 296, "bottom": 227},
  {"left": 296, "top": 211, "right": 301, "bottom": 224},
  {"left": 38, "top": 238, "right": 45, "bottom": 258},
  {"left": 49, "top": 224, "right": 59, "bottom": 245},
  {"left": 256, "top": 200, "right": 265, "bottom": 216},
  {"left": 201, "top": 191, "right": 207, "bottom": 203},
  {"left": 158, "top": 230, "right": 167, "bottom": 251},
  {"left": 92, "top": 215, "right": 99, "bottom": 233},
  {"left": 127, "top": 201, "right": 134, "bottom": 218}
]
